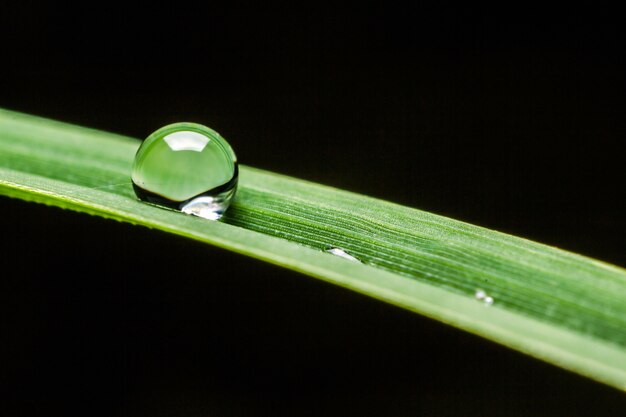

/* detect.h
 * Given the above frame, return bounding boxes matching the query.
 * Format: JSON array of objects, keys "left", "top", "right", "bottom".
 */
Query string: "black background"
[{"left": 1, "top": 3, "right": 625, "bottom": 416}]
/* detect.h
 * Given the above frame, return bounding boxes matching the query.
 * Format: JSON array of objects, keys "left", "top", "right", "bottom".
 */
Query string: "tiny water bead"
[
  {"left": 131, "top": 122, "right": 238, "bottom": 220},
  {"left": 475, "top": 289, "right": 494, "bottom": 306},
  {"left": 325, "top": 247, "right": 361, "bottom": 262}
]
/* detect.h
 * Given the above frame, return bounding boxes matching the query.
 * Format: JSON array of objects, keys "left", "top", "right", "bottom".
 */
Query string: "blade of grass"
[{"left": 1, "top": 108, "right": 626, "bottom": 390}]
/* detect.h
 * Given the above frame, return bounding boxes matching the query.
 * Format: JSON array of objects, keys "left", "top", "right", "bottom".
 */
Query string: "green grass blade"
[{"left": 1, "top": 107, "right": 626, "bottom": 390}]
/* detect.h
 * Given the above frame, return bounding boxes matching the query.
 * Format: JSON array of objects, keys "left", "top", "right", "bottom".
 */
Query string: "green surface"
[
  {"left": 132, "top": 122, "right": 237, "bottom": 202},
  {"left": 1, "top": 107, "right": 626, "bottom": 390}
]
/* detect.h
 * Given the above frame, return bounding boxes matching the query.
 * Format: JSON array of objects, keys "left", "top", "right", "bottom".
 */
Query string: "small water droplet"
[
  {"left": 325, "top": 247, "right": 360, "bottom": 262},
  {"left": 131, "top": 122, "right": 238, "bottom": 220},
  {"left": 475, "top": 289, "right": 494, "bottom": 306}
]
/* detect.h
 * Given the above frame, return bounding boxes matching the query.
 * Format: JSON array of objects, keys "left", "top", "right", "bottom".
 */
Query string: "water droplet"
[
  {"left": 131, "top": 122, "right": 238, "bottom": 220},
  {"left": 475, "top": 289, "right": 494, "bottom": 306},
  {"left": 325, "top": 247, "right": 360, "bottom": 262},
  {"left": 474, "top": 290, "right": 487, "bottom": 300}
]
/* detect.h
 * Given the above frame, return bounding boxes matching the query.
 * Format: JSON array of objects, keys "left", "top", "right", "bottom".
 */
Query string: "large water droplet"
[{"left": 131, "top": 122, "right": 238, "bottom": 220}]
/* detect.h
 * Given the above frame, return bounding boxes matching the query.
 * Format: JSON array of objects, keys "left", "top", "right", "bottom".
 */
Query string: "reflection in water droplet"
[
  {"left": 181, "top": 188, "right": 237, "bottom": 220},
  {"left": 325, "top": 247, "right": 360, "bottom": 262},
  {"left": 131, "top": 122, "right": 238, "bottom": 220},
  {"left": 475, "top": 289, "right": 494, "bottom": 306}
]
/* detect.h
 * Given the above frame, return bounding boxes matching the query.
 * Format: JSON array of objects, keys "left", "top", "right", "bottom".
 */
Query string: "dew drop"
[
  {"left": 325, "top": 247, "right": 361, "bottom": 262},
  {"left": 475, "top": 289, "right": 494, "bottom": 306},
  {"left": 131, "top": 122, "right": 238, "bottom": 220}
]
